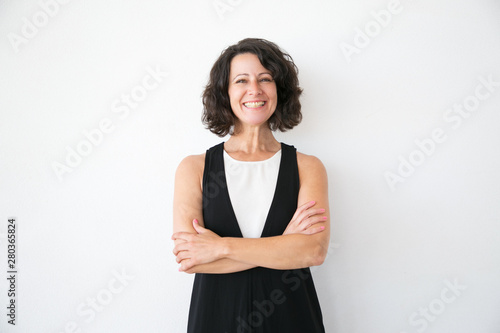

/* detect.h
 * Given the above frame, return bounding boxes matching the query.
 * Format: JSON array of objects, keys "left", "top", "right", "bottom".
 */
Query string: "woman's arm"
[
  {"left": 173, "top": 152, "right": 330, "bottom": 272},
  {"left": 173, "top": 154, "right": 256, "bottom": 273}
]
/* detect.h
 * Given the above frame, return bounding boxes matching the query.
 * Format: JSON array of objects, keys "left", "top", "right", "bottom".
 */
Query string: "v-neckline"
[{"left": 220, "top": 142, "right": 285, "bottom": 238}]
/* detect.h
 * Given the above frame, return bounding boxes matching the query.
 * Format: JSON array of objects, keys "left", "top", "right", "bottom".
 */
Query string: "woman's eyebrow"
[
  {"left": 232, "top": 72, "right": 272, "bottom": 81},
  {"left": 232, "top": 73, "right": 249, "bottom": 81}
]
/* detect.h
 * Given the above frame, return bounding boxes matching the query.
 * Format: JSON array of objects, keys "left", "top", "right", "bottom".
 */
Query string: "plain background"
[{"left": 1, "top": 0, "right": 500, "bottom": 332}]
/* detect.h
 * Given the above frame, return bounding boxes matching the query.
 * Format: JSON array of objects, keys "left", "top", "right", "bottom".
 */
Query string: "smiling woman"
[{"left": 172, "top": 38, "right": 330, "bottom": 333}]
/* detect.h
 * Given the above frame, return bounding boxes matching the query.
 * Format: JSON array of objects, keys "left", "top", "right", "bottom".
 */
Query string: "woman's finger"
[
  {"left": 172, "top": 231, "right": 194, "bottom": 242},
  {"left": 300, "top": 218, "right": 327, "bottom": 233},
  {"left": 180, "top": 258, "right": 195, "bottom": 272},
  {"left": 290, "top": 200, "right": 316, "bottom": 222},
  {"left": 296, "top": 208, "right": 326, "bottom": 227},
  {"left": 304, "top": 226, "right": 326, "bottom": 235},
  {"left": 173, "top": 241, "right": 191, "bottom": 256},
  {"left": 284, "top": 202, "right": 328, "bottom": 235},
  {"left": 192, "top": 219, "right": 206, "bottom": 234},
  {"left": 176, "top": 250, "right": 190, "bottom": 263}
]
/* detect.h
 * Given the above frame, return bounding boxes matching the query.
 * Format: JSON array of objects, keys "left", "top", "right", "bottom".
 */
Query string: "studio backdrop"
[{"left": 1, "top": 0, "right": 499, "bottom": 332}]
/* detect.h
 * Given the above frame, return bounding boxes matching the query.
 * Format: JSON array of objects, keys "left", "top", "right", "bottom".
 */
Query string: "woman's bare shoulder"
[
  {"left": 176, "top": 153, "right": 206, "bottom": 175},
  {"left": 178, "top": 153, "right": 206, "bottom": 166},
  {"left": 296, "top": 151, "right": 328, "bottom": 187},
  {"left": 296, "top": 151, "right": 326, "bottom": 171},
  {"left": 295, "top": 151, "right": 329, "bottom": 212}
]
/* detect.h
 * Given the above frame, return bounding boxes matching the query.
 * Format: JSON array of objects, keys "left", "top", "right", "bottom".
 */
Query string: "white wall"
[{"left": 1, "top": 0, "right": 499, "bottom": 332}]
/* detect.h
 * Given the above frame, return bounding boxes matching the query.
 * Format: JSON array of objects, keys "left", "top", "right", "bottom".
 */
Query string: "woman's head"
[{"left": 202, "top": 38, "right": 303, "bottom": 137}]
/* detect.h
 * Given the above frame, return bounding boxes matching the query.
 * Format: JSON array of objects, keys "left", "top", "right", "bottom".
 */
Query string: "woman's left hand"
[
  {"left": 283, "top": 200, "right": 327, "bottom": 236},
  {"left": 172, "top": 219, "right": 224, "bottom": 272}
]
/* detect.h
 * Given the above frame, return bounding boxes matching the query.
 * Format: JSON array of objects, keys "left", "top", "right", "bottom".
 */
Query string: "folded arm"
[
  {"left": 173, "top": 154, "right": 254, "bottom": 274},
  {"left": 172, "top": 152, "right": 330, "bottom": 274}
]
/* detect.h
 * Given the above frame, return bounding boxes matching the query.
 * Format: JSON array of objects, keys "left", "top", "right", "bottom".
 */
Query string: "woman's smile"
[{"left": 243, "top": 100, "right": 266, "bottom": 109}]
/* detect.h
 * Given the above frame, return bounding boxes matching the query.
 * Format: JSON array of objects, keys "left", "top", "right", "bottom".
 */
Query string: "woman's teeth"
[{"left": 243, "top": 101, "right": 265, "bottom": 108}]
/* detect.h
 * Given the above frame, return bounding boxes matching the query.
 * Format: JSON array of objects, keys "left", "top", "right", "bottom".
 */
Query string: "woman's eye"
[{"left": 234, "top": 78, "right": 272, "bottom": 84}]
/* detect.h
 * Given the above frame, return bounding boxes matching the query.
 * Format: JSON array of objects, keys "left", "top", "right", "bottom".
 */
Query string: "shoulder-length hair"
[{"left": 202, "top": 38, "right": 303, "bottom": 137}]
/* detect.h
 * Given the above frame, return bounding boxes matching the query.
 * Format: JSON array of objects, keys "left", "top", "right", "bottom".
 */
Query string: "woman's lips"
[{"left": 243, "top": 101, "right": 266, "bottom": 108}]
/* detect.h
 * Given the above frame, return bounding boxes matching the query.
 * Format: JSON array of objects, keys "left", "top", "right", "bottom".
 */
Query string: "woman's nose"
[{"left": 248, "top": 80, "right": 262, "bottom": 95}]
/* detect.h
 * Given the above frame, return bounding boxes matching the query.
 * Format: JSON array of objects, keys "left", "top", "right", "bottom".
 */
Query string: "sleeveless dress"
[{"left": 187, "top": 141, "right": 325, "bottom": 333}]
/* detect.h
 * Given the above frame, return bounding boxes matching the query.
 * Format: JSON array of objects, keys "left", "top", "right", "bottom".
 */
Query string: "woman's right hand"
[{"left": 283, "top": 200, "right": 327, "bottom": 236}]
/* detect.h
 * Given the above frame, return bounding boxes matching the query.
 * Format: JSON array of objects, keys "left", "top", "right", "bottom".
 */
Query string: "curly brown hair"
[{"left": 202, "top": 38, "right": 303, "bottom": 137}]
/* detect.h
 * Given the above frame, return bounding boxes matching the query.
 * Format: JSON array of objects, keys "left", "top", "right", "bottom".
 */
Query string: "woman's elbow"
[{"left": 310, "top": 243, "right": 328, "bottom": 267}]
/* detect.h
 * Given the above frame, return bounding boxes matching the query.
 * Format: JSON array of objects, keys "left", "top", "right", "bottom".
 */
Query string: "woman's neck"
[{"left": 224, "top": 123, "right": 281, "bottom": 160}]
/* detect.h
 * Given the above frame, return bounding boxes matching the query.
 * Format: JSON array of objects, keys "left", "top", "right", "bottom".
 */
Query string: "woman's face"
[{"left": 228, "top": 53, "right": 277, "bottom": 129}]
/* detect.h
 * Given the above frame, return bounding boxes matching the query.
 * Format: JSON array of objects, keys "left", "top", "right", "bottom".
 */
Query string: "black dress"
[{"left": 187, "top": 142, "right": 325, "bottom": 333}]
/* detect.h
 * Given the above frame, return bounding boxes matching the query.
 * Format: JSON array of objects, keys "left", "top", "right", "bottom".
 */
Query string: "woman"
[{"left": 172, "top": 38, "right": 330, "bottom": 332}]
